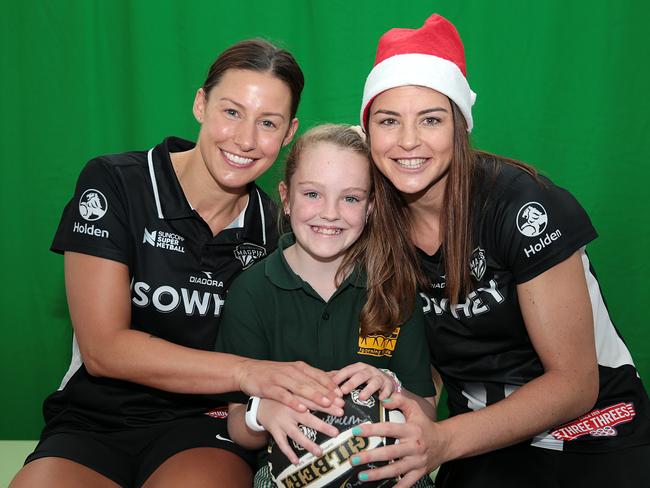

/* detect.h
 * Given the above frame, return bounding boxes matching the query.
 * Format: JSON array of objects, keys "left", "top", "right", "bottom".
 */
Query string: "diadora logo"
[
  {"left": 430, "top": 274, "right": 446, "bottom": 289},
  {"left": 142, "top": 228, "right": 185, "bottom": 253},
  {"left": 516, "top": 202, "right": 548, "bottom": 237},
  {"left": 358, "top": 328, "right": 400, "bottom": 358},
  {"left": 188, "top": 271, "right": 224, "bottom": 288},
  {"left": 469, "top": 247, "right": 486, "bottom": 281},
  {"left": 234, "top": 243, "right": 266, "bottom": 269},
  {"left": 79, "top": 189, "right": 108, "bottom": 221}
]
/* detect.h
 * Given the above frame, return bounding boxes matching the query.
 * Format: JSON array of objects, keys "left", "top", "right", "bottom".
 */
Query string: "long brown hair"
[
  {"left": 436, "top": 101, "right": 537, "bottom": 303},
  {"left": 353, "top": 165, "right": 426, "bottom": 336},
  {"left": 281, "top": 124, "right": 422, "bottom": 336}
]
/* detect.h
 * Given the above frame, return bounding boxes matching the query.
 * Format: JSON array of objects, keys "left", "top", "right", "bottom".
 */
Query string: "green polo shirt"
[{"left": 215, "top": 234, "right": 435, "bottom": 398}]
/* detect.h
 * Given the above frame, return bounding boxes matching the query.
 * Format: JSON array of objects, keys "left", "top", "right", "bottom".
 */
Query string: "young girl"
[{"left": 215, "top": 124, "right": 436, "bottom": 486}]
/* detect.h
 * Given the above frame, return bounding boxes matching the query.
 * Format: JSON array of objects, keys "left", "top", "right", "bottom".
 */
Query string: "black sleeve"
[
  {"left": 51, "top": 157, "right": 131, "bottom": 265},
  {"left": 487, "top": 172, "right": 597, "bottom": 284}
]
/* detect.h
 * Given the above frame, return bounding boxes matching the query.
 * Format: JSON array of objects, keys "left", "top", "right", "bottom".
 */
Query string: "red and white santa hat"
[{"left": 361, "top": 14, "right": 477, "bottom": 132}]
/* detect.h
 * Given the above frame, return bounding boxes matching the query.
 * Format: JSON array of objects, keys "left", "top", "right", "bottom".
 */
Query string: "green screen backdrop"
[{"left": 1, "top": 0, "right": 649, "bottom": 439}]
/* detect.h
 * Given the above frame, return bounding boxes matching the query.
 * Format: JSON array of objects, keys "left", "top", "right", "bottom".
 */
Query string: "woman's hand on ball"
[
  {"left": 238, "top": 359, "right": 343, "bottom": 413},
  {"left": 257, "top": 398, "right": 340, "bottom": 464},
  {"left": 331, "top": 362, "right": 397, "bottom": 400},
  {"left": 352, "top": 394, "right": 446, "bottom": 487}
]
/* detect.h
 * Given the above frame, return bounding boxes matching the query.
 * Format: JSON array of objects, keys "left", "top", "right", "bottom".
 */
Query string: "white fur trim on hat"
[{"left": 361, "top": 53, "right": 477, "bottom": 132}]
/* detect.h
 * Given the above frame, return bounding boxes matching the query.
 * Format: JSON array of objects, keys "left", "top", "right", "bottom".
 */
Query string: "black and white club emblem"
[
  {"left": 469, "top": 247, "right": 486, "bottom": 281},
  {"left": 234, "top": 243, "right": 266, "bottom": 269}
]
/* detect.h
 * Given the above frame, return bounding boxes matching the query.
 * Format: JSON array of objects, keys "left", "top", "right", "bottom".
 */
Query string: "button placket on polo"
[{"left": 317, "top": 300, "right": 336, "bottom": 366}]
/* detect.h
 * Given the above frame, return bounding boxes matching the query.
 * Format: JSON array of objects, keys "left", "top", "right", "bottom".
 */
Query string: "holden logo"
[
  {"left": 469, "top": 247, "right": 486, "bottom": 281},
  {"left": 79, "top": 189, "right": 108, "bottom": 221},
  {"left": 516, "top": 202, "right": 548, "bottom": 237}
]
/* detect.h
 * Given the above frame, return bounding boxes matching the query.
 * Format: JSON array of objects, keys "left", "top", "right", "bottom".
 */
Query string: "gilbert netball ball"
[{"left": 268, "top": 389, "right": 404, "bottom": 488}]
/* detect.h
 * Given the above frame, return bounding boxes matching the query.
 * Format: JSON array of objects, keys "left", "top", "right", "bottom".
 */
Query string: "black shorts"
[
  {"left": 435, "top": 441, "right": 650, "bottom": 488},
  {"left": 25, "top": 415, "right": 258, "bottom": 487}
]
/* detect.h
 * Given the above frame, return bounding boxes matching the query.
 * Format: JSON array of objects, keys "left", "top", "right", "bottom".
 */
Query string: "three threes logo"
[
  {"left": 234, "top": 243, "right": 266, "bottom": 269},
  {"left": 79, "top": 189, "right": 108, "bottom": 221},
  {"left": 516, "top": 202, "right": 548, "bottom": 237}
]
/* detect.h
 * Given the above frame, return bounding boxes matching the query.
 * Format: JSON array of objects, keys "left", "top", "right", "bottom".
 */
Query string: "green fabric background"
[{"left": 1, "top": 0, "right": 648, "bottom": 439}]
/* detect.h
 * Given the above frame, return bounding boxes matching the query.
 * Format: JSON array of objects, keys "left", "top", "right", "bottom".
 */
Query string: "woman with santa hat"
[{"left": 350, "top": 13, "right": 650, "bottom": 488}]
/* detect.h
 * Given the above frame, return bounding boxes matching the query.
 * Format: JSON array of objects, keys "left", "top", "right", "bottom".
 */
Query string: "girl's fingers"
[
  {"left": 357, "top": 375, "right": 389, "bottom": 400},
  {"left": 377, "top": 379, "right": 393, "bottom": 400},
  {"left": 299, "top": 412, "right": 339, "bottom": 438},
  {"left": 330, "top": 362, "right": 366, "bottom": 385},
  {"left": 271, "top": 431, "right": 300, "bottom": 465},
  {"left": 339, "top": 371, "right": 374, "bottom": 395},
  {"left": 286, "top": 425, "right": 323, "bottom": 458}
]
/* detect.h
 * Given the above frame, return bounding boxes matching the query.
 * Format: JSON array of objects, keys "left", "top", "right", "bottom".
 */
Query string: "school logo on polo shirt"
[
  {"left": 357, "top": 327, "right": 401, "bottom": 358},
  {"left": 234, "top": 243, "right": 266, "bottom": 269}
]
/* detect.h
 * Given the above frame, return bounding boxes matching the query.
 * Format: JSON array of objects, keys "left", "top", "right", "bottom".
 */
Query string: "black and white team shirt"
[
  {"left": 419, "top": 159, "right": 650, "bottom": 453},
  {"left": 44, "top": 136, "right": 278, "bottom": 432}
]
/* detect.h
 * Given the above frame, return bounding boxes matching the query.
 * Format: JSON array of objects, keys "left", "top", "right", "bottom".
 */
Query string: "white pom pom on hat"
[{"left": 361, "top": 14, "right": 477, "bottom": 132}]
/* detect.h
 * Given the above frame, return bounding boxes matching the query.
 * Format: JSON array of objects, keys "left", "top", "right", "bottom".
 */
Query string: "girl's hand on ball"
[
  {"left": 258, "top": 398, "right": 339, "bottom": 464},
  {"left": 331, "top": 362, "right": 397, "bottom": 400}
]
